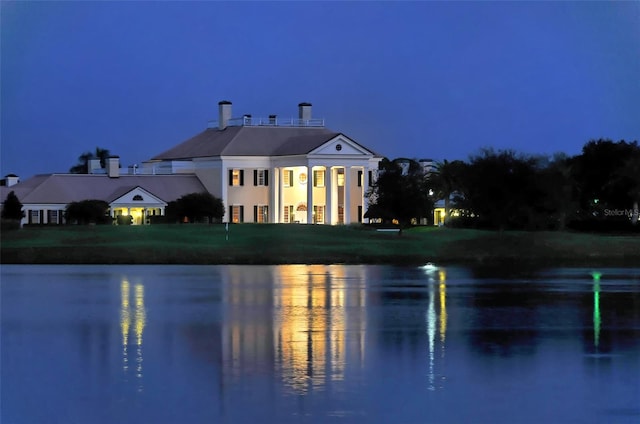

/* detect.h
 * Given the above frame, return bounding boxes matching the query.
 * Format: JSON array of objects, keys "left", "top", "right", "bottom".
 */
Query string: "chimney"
[
  {"left": 106, "top": 156, "right": 120, "bottom": 178},
  {"left": 88, "top": 158, "right": 101, "bottom": 174},
  {"left": 218, "top": 100, "right": 232, "bottom": 130},
  {"left": 3, "top": 174, "right": 20, "bottom": 187},
  {"left": 269, "top": 114, "right": 277, "bottom": 125},
  {"left": 298, "top": 102, "right": 312, "bottom": 121}
]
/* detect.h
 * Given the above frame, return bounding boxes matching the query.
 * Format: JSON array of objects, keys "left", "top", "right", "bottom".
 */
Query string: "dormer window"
[{"left": 133, "top": 195, "right": 144, "bottom": 201}]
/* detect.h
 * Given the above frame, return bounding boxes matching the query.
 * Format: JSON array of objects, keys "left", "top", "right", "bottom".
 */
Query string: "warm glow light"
[
  {"left": 275, "top": 266, "right": 346, "bottom": 393},
  {"left": 439, "top": 270, "right": 447, "bottom": 344},
  {"left": 135, "top": 284, "right": 145, "bottom": 346},
  {"left": 121, "top": 278, "right": 145, "bottom": 390}
]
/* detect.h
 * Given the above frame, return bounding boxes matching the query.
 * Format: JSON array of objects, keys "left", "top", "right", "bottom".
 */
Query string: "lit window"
[
  {"left": 229, "top": 169, "right": 244, "bottom": 186},
  {"left": 283, "top": 205, "right": 293, "bottom": 223},
  {"left": 283, "top": 170, "right": 293, "bottom": 187},
  {"left": 313, "top": 205, "right": 325, "bottom": 224},
  {"left": 338, "top": 205, "right": 344, "bottom": 224},
  {"left": 313, "top": 170, "right": 325, "bottom": 187},
  {"left": 231, "top": 205, "right": 243, "bottom": 223},
  {"left": 337, "top": 169, "right": 345, "bottom": 187},
  {"left": 254, "top": 205, "right": 269, "bottom": 223},
  {"left": 232, "top": 170, "right": 240, "bottom": 186}
]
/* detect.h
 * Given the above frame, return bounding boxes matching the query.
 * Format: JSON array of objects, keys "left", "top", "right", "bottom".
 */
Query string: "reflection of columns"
[
  {"left": 270, "top": 167, "right": 279, "bottom": 223},
  {"left": 307, "top": 166, "right": 314, "bottom": 224},
  {"left": 344, "top": 167, "right": 351, "bottom": 224},
  {"left": 221, "top": 166, "right": 229, "bottom": 223},
  {"left": 326, "top": 167, "right": 333, "bottom": 225}
]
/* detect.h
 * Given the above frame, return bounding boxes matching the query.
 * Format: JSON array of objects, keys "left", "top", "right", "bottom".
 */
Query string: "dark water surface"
[{"left": 1, "top": 265, "right": 639, "bottom": 424}]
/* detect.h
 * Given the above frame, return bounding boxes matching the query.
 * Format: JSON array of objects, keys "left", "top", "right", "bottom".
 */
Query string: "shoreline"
[{"left": 1, "top": 225, "right": 639, "bottom": 267}]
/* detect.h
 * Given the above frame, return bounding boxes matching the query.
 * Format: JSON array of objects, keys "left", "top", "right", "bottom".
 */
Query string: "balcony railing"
[{"left": 208, "top": 116, "right": 325, "bottom": 128}]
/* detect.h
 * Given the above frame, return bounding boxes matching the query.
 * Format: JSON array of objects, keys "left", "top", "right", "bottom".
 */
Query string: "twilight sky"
[{"left": 2, "top": 1, "right": 639, "bottom": 178}]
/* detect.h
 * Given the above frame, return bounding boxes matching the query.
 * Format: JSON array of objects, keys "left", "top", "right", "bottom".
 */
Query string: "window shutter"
[
  {"left": 358, "top": 170, "right": 363, "bottom": 187},
  {"left": 289, "top": 170, "right": 293, "bottom": 186},
  {"left": 264, "top": 206, "right": 268, "bottom": 222},
  {"left": 254, "top": 170, "right": 258, "bottom": 186},
  {"left": 254, "top": 205, "right": 258, "bottom": 222},
  {"left": 228, "top": 169, "right": 233, "bottom": 186},
  {"left": 240, "top": 170, "right": 244, "bottom": 186},
  {"left": 313, "top": 171, "right": 317, "bottom": 187},
  {"left": 265, "top": 170, "right": 269, "bottom": 186},
  {"left": 240, "top": 205, "right": 244, "bottom": 222},
  {"left": 368, "top": 170, "right": 373, "bottom": 186},
  {"left": 229, "top": 206, "right": 233, "bottom": 221}
]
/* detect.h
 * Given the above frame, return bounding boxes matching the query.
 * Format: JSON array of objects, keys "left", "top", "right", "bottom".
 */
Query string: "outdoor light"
[{"left": 422, "top": 263, "right": 438, "bottom": 275}]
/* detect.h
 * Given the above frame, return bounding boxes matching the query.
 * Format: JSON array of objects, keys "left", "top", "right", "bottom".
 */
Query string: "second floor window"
[
  {"left": 229, "top": 169, "right": 244, "bottom": 186},
  {"left": 313, "top": 170, "right": 325, "bottom": 187},
  {"left": 254, "top": 169, "right": 269, "bottom": 186},
  {"left": 283, "top": 169, "right": 294, "bottom": 187}
]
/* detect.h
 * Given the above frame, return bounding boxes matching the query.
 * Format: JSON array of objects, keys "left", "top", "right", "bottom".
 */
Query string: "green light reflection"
[{"left": 592, "top": 272, "right": 601, "bottom": 349}]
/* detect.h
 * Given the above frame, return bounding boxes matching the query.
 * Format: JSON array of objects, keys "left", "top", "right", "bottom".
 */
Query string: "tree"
[
  {"left": 365, "top": 158, "right": 433, "bottom": 232},
  {"left": 428, "top": 159, "right": 467, "bottom": 226},
  {"left": 534, "top": 153, "right": 577, "bottom": 230},
  {"left": 70, "top": 147, "right": 111, "bottom": 174},
  {"left": 458, "top": 149, "right": 543, "bottom": 230},
  {"left": 2, "top": 191, "right": 25, "bottom": 220},
  {"left": 166, "top": 192, "right": 225, "bottom": 223},
  {"left": 611, "top": 147, "right": 640, "bottom": 224},
  {"left": 571, "top": 139, "right": 639, "bottom": 212},
  {"left": 65, "top": 200, "right": 110, "bottom": 224}
]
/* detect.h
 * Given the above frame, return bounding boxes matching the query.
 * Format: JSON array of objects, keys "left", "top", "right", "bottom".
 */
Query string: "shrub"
[{"left": 65, "top": 200, "right": 110, "bottom": 225}]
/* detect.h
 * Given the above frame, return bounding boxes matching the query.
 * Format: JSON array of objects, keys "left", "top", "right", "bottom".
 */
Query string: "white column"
[
  {"left": 221, "top": 166, "right": 229, "bottom": 223},
  {"left": 344, "top": 167, "right": 351, "bottom": 224},
  {"left": 326, "top": 166, "right": 333, "bottom": 225},
  {"left": 278, "top": 169, "right": 284, "bottom": 223},
  {"left": 270, "top": 167, "right": 279, "bottom": 223},
  {"left": 307, "top": 166, "right": 314, "bottom": 224}
]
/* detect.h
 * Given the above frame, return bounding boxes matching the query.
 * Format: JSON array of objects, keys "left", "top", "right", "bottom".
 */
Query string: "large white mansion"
[{"left": 1, "top": 101, "right": 383, "bottom": 225}]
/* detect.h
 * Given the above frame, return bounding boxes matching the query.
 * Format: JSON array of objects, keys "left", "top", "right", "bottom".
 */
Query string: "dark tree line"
[{"left": 367, "top": 139, "right": 640, "bottom": 232}]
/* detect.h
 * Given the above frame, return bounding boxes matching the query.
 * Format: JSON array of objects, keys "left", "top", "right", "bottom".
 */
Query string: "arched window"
[{"left": 133, "top": 195, "right": 144, "bottom": 201}]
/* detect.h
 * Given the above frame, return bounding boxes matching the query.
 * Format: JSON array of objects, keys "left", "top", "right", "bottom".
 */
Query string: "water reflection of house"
[
  {"left": 216, "top": 265, "right": 368, "bottom": 394},
  {"left": 120, "top": 278, "right": 146, "bottom": 392}
]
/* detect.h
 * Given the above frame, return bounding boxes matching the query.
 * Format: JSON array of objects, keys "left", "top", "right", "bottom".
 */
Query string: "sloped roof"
[
  {"left": 151, "top": 126, "right": 346, "bottom": 160},
  {"left": 6, "top": 174, "right": 207, "bottom": 205}
]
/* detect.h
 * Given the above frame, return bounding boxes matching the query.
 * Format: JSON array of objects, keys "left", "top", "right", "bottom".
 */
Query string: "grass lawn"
[{"left": 1, "top": 224, "right": 639, "bottom": 266}]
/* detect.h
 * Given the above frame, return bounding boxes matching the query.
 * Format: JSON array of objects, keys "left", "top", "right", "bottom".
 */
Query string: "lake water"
[{"left": 1, "top": 264, "right": 639, "bottom": 424}]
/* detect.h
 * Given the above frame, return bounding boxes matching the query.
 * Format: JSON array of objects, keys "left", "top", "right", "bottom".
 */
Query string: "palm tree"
[
  {"left": 430, "top": 159, "right": 466, "bottom": 226},
  {"left": 69, "top": 147, "right": 111, "bottom": 174}
]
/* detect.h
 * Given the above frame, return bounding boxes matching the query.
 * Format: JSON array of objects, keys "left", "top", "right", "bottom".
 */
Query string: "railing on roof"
[{"left": 207, "top": 116, "right": 325, "bottom": 128}]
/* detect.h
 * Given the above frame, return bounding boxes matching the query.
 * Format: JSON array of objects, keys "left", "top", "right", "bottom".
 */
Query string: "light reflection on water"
[{"left": 1, "top": 264, "right": 639, "bottom": 424}]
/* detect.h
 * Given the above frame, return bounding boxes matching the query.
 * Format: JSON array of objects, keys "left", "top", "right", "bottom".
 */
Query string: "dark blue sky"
[{"left": 2, "top": 1, "right": 639, "bottom": 178}]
